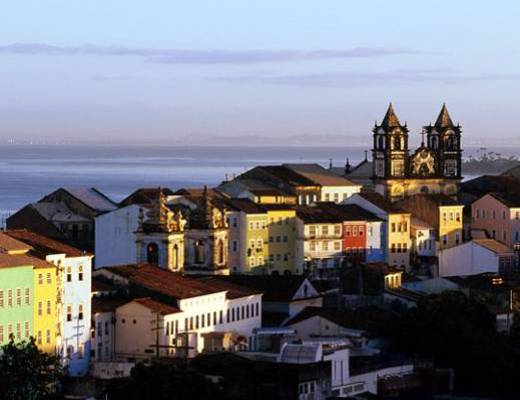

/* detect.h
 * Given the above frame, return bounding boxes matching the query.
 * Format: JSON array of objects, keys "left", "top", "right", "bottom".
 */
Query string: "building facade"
[{"left": 371, "top": 104, "right": 462, "bottom": 202}]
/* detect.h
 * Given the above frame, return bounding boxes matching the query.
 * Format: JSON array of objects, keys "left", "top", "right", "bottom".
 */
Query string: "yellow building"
[
  {"left": 33, "top": 263, "right": 58, "bottom": 353},
  {"left": 227, "top": 199, "right": 269, "bottom": 274},
  {"left": 264, "top": 205, "right": 298, "bottom": 274},
  {"left": 397, "top": 194, "right": 463, "bottom": 251},
  {"left": 387, "top": 212, "right": 412, "bottom": 269}
]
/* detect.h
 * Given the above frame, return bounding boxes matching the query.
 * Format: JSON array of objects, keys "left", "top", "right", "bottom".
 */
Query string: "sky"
[{"left": 0, "top": 1, "right": 519, "bottom": 145}]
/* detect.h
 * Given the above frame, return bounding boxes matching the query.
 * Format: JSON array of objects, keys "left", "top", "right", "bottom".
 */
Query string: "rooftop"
[
  {"left": 119, "top": 187, "right": 174, "bottom": 207},
  {"left": 487, "top": 192, "right": 520, "bottom": 208},
  {"left": 208, "top": 275, "right": 314, "bottom": 302},
  {"left": 474, "top": 239, "right": 514, "bottom": 254},
  {"left": 283, "top": 163, "right": 359, "bottom": 187},
  {"left": 0, "top": 253, "right": 56, "bottom": 270},
  {"left": 132, "top": 297, "right": 181, "bottom": 315},
  {"left": 5, "top": 229, "right": 89, "bottom": 258},
  {"left": 55, "top": 187, "right": 117, "bottom": 212},
  {"left": 357, "top": 190, "right": 406, "bottom": 214},
  {"left": 100, "top": 264, "right": 227, "bottom": 300},
  {"left": 32, "top": 202, "right": 90, "bottom": 223},
  {"left": 0, "top": 232, "right": 32, "bottom": 254}
]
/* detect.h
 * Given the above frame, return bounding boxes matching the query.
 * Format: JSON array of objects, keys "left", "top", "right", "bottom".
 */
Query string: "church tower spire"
[{"left": 372, "top": 103, "right": 409, "bottom": 184}]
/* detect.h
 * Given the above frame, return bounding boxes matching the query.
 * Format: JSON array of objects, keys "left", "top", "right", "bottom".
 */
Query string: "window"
[
  {"left": 345, "top": 226, "right": 351, "bottom": 236},
  {"left": 46, "top": 272, "right": 52, "bottom": 284},
  {"left": 283, "top": 236, "right": 288, "bottom": 243},
  {"left": 38, "top": 273, "right": 43, "bottom": 285},
  {"left": 255, "top": 302, "right": 259, "bottom": 316},
  {"left": 219, "top": 310, "right": 223, "bottom": 324},
  {"left": 16, "top": 288, "right": 21, "bottom": 306},
  {"left": 24, "top": 322, "right": 29, "bottom": 338},
  {"left": 24, "top": 288, "right": 30, "bottom": 305},
  {"left": 334, "top": 225, "right": 341, "bottom": 235},
  {"left": 78, "top": 266, "right": 84, "bottom": 281},
  {"left": 0, "top": 325, "right": 3, "bottom": 343},
  {"left": 232, "top": 240, "right": 238, "bottom": 252},
  {"left": 37, "top": 330, "right": 42, "bottom": 344},
  {"left": 7, "top": 324, "right": 12, "bottom": 339},
  {"left": 391, "top": 243, "right": 396, "bottom": 253},
  {"left": 105, "top": 321, "right": 109, "bottom": 335},
  {"left": 67, "top": 305, "right": 72, "bottom": 322},
  {"left": 46, "top": 329, "right": 51, "bottom": 344},
  {"left": 201, "top": 314, "right": 205, "bottom": 328},
  {"left": 257, "top": 239, "right": 263, "bottom": 248},
  {"left": 492, "top": 210, "right": 496, "bottom": 219},
  {"left": 7, "top": 290, "right": 12, "bottom": 307},
  {"left": 46, "top": 300, "right": 51, "bottom": 315},
  {"left": 322, "top": 226, "right": 329, "bottom": 236},
  {"left": 353, "top": 226, "right": 358, "bottom": 236},
  {"left": 334, "top": 241, "right": 341, "bottom": 251},
  {"left": 0, "top": 290, "right": 3, "bottom": 307},
  {"left": 66, "top": 267, "right": 72, "bottom": 282},
  {"left": 391, "top": 223, "right": 396, "bottom": 233},
  {"left": 38, "top": 301, "right": 43, "bottom": 316},
  {"left": 456, "top": 212, "right": 461, "bottom": 222},
  {"left": 359, "top": 226, "right": 365, "bottom": 236},
  {"left": 503, "top": 210, "right": 506, "bottom": 220},
  {"left": 195, "top": 315, "right": 199, "bottom": 329},
  {"left": 403, "top": 222, "right": 407, "bottom": 232},
  {"left": 455, "top": 233, "right": 460, "bottom": 245},
  {"left": 442, "top": 213, "right": 447, "bottom": 222},
  {"left": 442, "top": 235, "right": 448, "bottom": 245}
]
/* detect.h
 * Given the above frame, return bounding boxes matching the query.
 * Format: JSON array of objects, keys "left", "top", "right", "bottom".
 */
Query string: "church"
[{"left": 371, "top": 103, "right": 463, "bottom": 202}]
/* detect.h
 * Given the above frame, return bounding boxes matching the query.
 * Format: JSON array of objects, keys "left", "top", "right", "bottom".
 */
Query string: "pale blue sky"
[{"left": 0, "top": 1, "right": 519, "bottom": 144}]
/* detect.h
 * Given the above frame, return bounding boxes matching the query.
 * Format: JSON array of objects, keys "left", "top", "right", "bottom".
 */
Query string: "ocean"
[{"left": 0, "top": 144, "right": 517, "bottom": 218}]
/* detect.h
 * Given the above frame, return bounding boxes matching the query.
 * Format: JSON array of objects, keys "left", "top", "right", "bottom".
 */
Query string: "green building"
[{"left": 0, "top": 258, "right": 35, "bottom": 345}]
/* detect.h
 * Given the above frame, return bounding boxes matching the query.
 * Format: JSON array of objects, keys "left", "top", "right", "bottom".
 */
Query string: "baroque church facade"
[{"left": 371, "top": 103, "right": 462, "bottom": 202}]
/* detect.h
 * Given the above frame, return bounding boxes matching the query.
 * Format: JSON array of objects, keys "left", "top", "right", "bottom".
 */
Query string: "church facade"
[{"left": 371, "top": 103, "right": 462, "bottom": 202}]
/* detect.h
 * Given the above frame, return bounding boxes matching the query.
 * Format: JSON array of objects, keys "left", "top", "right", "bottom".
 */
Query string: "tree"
[
  {"left": 107, "top": 361, "right": 223, "bottom": 400},
  {"left": 385, "top": 291, "right": 520, "bottom": 395},
  {"left": 0, "top": 337, "right": 62, "bottom": 400}
]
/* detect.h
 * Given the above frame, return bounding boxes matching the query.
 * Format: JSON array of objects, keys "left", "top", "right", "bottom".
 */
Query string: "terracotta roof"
[
  {"left": 295, "top": 206, "right": 342, "bottom": 224},
  {"left": 225, "top": 198, "right": 267, "bottom": 214},
  {"left": 0, "top": 253, "right": 56, "bottom": 270},
  {"left": 284, "top": 164, "right": 359, "bottom": 187},
  {"left": 317, "top": 203, "right": 382, "bottom": 222},
  {"left": 251, "top": 166, "right": 318, "bottom": 187},
  {"left": 0, "top": 232, "right": 32, "bottom": 254},
  {"left": 197, "top": 277, "right": 263, "bottom": 299},
  {"left": 5, "top": 229, "right": 88, "bottom": 257},
  {"left": 92, "top": 276, "right": 118, "bottom": 293},
  {"left": 119, "top": 187, "right": 174, "bottom": 207},
  {"left": 358, "top": 190, "right": 406, "bottom": 214},
  {"left": 474, "top": 239, "right": 514, "bottom": 254},
  {"left": 132, "top": 297, "right": 181, "bottom": 314},
  {"left": 396, "top": 194, "right": 461, "bottom": 229},
  {"left": 209, "top": 275, "right": 313, "bottom": 302},
  {"left": 100, "top": 264, "right": 226, "bottom": 300},
  {"left": 434, "top": 103, "right": 455, "bottom": 129}
]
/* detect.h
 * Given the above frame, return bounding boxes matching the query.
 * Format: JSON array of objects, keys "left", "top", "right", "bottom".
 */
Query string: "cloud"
[
  {"left": 0, "top": 43, "right": 420, "bottom": 64},
  {"left": 217, "top": 69, "right": 520, "bottom": 87}
]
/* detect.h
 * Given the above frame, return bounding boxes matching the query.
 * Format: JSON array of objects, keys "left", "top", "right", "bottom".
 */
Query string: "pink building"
[{"left": 471, "top": 192, "right": 520, "bottom": 249}]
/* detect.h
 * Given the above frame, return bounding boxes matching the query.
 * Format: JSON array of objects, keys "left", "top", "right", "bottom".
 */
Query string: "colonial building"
[
  {"left": 135, "top": 190, "right": 186, "bottom": 272},
  {"left": 5, "top": 230, "right": 93, "bottom": 376},
  {"left": 371, "top": 104, "right": 462, "bottom": 202},
  {"left": 182, "top": 187, "right": 229, "bottom": 275},
  {"left": 345, "top": 191, "right": 411, "bottom": 270},
  {"left": 93, "top": 264, "right": 262, "bottom": 359},
  {"left": 471, "top": 192, "right": 520, "bottom": 249},
  {"left": 7, "top": 187, "right": 117, "bottom": 251}
]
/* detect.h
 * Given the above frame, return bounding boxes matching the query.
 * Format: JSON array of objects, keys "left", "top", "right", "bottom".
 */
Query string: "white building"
[
  {"left": 438, "top": 239, "right": 518, "bottom": 277},
  {"left": 94, "top": 264, "right": 262, "bottom": 360},
  {"left": 6, "top": 230, "right": 93, "bottom": 376},
  {"left": 411, "top": 217, "right": 436, "bottom": 257},
  {"left": 95, "top": 204, "right": 142, "bottom": 268}
]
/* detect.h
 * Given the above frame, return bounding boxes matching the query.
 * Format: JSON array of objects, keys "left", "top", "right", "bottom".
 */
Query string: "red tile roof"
[
  {"left": 197, "top": 277, "right": 262, "bottom": 299},
  {"left": 5, "top": 229, "right": 89, "bottom": 258},
  {"left": 133, "top": 297, "right": 181, "bottom": 314},
  {"left": 0, "top": 232, "right": 32, "bottom": 253},
  {"left": 0, "top": 253, "right": 56, "bottom": 270},
  {"left": 101, "top": 264, "right": 226, "bottom": 300}
]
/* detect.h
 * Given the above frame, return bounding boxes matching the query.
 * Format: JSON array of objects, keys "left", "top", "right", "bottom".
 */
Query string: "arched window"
[
  {"left": 378, "top": 135, "right": 384, "bottom": 150},
  {"left": 194, "top": 240, "right": 205, "bottom": 264},
  {"left": 217, "top": 240, "right": 224, "bottom": 264},
  {"left": 147, "top": 242, "right": 159, "bottom": 265},
  {"left": 172, "top": 244, "right": 179, "bottom": 269},
  {"left": 393, "top": 136, "right": 401, "bottom": 150},
  {"left": 430, "top": 137, "right": 438, "bottom": 149},
  {"left": 446, "top": 136, "right": 455, "bottom": 150}
]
